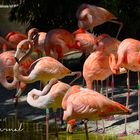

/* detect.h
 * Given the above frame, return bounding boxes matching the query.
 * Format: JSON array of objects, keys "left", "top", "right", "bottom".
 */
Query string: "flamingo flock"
[{"left": 0, "top": 3, "right": 140, "bottom": 140}]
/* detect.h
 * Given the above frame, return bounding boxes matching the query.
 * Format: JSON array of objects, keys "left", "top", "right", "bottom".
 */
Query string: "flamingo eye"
[{"left": 32, "top": 34, "right": 38, "bottom": 40}]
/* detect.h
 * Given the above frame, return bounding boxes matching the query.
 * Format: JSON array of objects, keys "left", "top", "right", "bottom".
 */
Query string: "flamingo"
[
  {"left": 0, "top": 31, "right": 27, "bottom": 52},
  {"left": 83, "top": 34, "right": 124, "bottom": 89},
  {"left": 82, "top": 34, "right": 127, "bottom": 132},
  {"left": 109, "top": 38, "right": 140, "bottom": 135},
  {"left": 5, "top": 31, "right": 27, "bottom": 49},
  {"left": 0, "top": 36, "right": 16, "bottom": 52},
  {"left": 0, "top": 50, "right": 33, "bottom": 91},
  {"left": 14, "top": 39, "right": 81, "bottom": 86},
  {"left": 0, "top": 50, "right": 37, "bottom": 120},
  {"left": 27, "top": 28, "right": 47, "bottom": 56},
  {"left": 76, "top": 3, "right": 123, "bottom": 38},
  {"left": 73, "top": 29, "right": 95, "bottom": 57},
  {"left": 26, "top": 78, "right": 70, "bottom": 136},
  {"left": 62, "top": 85, "right": 132, "bottom": 140},
  {"left": 28, "top": 28, "right": 81, "bottom": 59}
]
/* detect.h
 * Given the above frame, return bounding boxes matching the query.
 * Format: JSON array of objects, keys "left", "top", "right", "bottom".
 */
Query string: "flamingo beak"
[
  {"left": 15, "top": 48, "right": 21, "bottom": 63},
  {"left": 15, "top": 88, "right": 22, "bottom": 97},
  {"left": 15, "top": 57, "right": 19, "bottom": 64}
]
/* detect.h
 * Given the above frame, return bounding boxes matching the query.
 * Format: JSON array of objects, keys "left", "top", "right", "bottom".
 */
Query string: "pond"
[{"left": 0, "top": 117, "right": 139, "bottom": 140}]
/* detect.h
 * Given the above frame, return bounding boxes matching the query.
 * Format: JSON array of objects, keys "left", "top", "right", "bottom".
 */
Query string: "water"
[{"left": 0, "top": 117, "right": 139, "bottom": 140}]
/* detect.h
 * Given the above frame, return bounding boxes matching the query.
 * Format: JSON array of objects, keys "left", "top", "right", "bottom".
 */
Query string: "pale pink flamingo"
[
  {"left": 0, "top": 50, "right": 30, "bottom": 91},
  {"left": 62, "top": 85, "right": 131, "bottom": 139},
  {"left": 14, "top": 39, "right": 81, "bottom": 86},
  {"left": 0, "top": 50, "right": 36, "bottom": 120},
  {"left": 76, "top": 3, "right": 123, "bottom": 38},
  {"left": 109, "top": 38, "right": 140, "bottom": 135},
  {"left": 26, "top": 78, "right": 70, "bottom": 136}
]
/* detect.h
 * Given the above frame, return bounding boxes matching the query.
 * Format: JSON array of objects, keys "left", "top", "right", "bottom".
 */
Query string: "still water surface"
[{"left": 0, "top": 117, "right": 139, "bottom": 140}]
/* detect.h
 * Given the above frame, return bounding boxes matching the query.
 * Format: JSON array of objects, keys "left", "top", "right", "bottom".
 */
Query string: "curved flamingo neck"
[{"left": 0, "top": 75, "right": 19, "bottom": 90}]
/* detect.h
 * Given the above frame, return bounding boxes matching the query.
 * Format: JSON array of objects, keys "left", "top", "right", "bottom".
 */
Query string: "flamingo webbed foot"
[
  {"left": 96, "top": 128, "right": 105, "bottom": 134},
  {"left": 117, "top": 131, "right": 128, "bottom": 137},
  {"left": 131, "top": 129, "right": 140, "bottom": 135},
  {"left": 105, "top": 115, "right": 115, "bottom": 121}
]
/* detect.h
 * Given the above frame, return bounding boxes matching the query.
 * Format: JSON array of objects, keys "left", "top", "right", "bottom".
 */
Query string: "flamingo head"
[
  {"left": 15, "top": 39, "right": 33, "bottom": 63},
  {"left": 109, "top": 53, "right": 120, "bottom": 74}
]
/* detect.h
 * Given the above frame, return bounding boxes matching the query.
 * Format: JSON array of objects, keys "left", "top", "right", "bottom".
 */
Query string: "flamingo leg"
[
  {"left": 105, "top": 78, "right": 109, "bottom": 97},
  {"left": 46, "top": 108, "right": 49, "bottom": 140},
  {"left": 69, "top": 71, "right": 81, "bottom": 85},
  {"left": 98, "top": 120, "right": 105, "bottom": 134},
  {"left": 14, "top": 81, "right": 20, "bottom": 127},
  {"left": 95, "top": 80, "right": 99, "bottom": 132},
  {"left": 100, "top": 81, "right": 103, "bottom": 95},
  {"left": 118, "top": 70, "right": 130, "bottom": 136},
  {"left": 84, "top": 119, "right": 89, "bottom": 140},
  {"left": 111, "top": 75, "right": 114, "bottom": 100},
  {"left": 109, "top": 20, "right": 123, "bottom": 38},
  {"left": 54, "top": 112, "right": 58, "bottom": 137},
  {"left": 132, "top": 72, "right": 140, "bottom": 135}
]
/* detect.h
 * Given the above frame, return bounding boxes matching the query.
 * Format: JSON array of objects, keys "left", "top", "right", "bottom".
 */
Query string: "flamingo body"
[
  {"left": 27, "top": 80, "right": 70, "bottom": 110},
  {"left": 109, "top": 38, "right": 140, "bottom": 73},
  {"left": 62, "top": 86, "right": 131, "bottom": 121},
  {"left": 76, "top": 4, "right": 117, "bottom": 31}
]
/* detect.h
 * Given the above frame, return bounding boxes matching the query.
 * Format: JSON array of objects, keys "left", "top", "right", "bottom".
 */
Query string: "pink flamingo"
[
  {"left": 76, "top": 3, "right": 123, "bottom": 37},
  {"left": 5, "top": 31, "right": 27, "bottom": 47},
  {"left": 0, "top": 36, "right": 16, "bottom": 52},
  {"left": 82, "top": 34, "right": 127, "bottom": 132},
  {"left": 27, "top": 28, "right": 47, "bottom": 56},
  {"left": 73, "top": 29, "right": 95, "bottom": 57},
  {"left": 0, "top": 50, "right": 36, "bottom": 120},
  {"left": 109, "top": 38, "right": 140, "bottom": 135},
  {"left": 26, "top": 78, "right": 70, "bottom": 136},
  {"left": 14, "top": 39, "right": 81, "bottom": 86},
  {"left": 62, "top": 85, "right": 131, "bottom": 139},
  {"left": 0, "top": 31, "right": 27, "bottom": 52},
  {"left": 28, "top": 28, "right": 81, "bottom": 59},
  {"left": 0, "top": 50, "right": 33, "bottom": 91},
  {"left": 83, "top": 34, "right": 124, "bottom": 89}
]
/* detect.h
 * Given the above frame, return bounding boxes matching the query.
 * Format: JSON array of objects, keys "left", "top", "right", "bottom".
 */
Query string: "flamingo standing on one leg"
[
  {"left": 62, "top": 85, "right": 132, "bottom": 140},
  {"left": 76, "top": 3, "right": 123, "bottom": 37},
  {"left": 109, "top": 38, "right": 140, "bottom": 135}
]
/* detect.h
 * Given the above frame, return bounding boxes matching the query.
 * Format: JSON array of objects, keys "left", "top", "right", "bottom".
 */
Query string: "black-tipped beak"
[{"left": 15, "top": 57, "right": 19, "bottom": 64}]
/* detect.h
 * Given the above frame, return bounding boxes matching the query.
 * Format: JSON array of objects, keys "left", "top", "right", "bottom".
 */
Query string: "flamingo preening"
[{"left": 76, "top": 3, "right": 123, "bottom": 38}]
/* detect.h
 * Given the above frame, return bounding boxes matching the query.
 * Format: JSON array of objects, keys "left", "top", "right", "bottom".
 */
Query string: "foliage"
[{"left": 2, "top": 0, "right": 140, "bottom": 40}]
